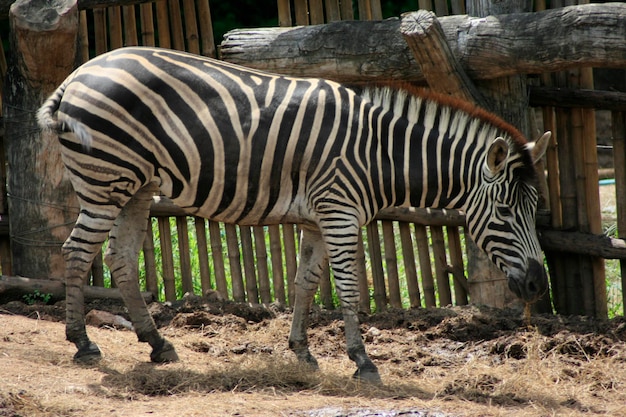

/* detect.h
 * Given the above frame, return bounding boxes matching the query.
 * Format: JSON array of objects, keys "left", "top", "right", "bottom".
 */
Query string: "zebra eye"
[{"left": 496, "top": 205, "right": 513, "bottom": 218}]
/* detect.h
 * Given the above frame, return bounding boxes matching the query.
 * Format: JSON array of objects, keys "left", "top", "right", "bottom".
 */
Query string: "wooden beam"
[
  {"left": 220, "top": 3, "right": 626, "bottom": 84},
  {"left": 529, "top": 86, "right": 626, "bottom": 112}
]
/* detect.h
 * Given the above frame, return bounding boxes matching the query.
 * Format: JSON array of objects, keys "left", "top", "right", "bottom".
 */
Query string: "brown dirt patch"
[{"left": 1, "top": 297, "right": 625, "bottom": 416}]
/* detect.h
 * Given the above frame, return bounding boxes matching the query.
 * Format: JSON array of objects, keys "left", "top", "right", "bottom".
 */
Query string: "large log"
[
  {"left": 220, "top": 3, "right": 626, "bottom": 84},
  {"left": 0, "top": 275, "right": 154, "bottom": 303},
  {"left": 4, "top": 0, "right": 79, "bottom": 279}
]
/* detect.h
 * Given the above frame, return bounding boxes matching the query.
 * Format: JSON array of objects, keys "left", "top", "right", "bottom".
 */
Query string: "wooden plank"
[
  {"left": 324, "top": 0, "right": 341, "bottom": 22},
  {"left": 277, "top": 0, "right": 292, "bottom": 27},
  {"left": 79, "top": 10, "right": 90, "bottom": 62},
  {"left": 158, "top": 217, "right": 176, "bottom": 302},
  {"left": 340, "top": 0, "right": 354, "bottom": 20},
  {"left": 430, "top": 226, "right": 451, "bottom": 306},
  {"left": 107, "top": 6, "right": 123, "bottom": 49},
  {"left": 123, "top": 5, "right": 138, "bottom": 45},
  {"left": 225, "top": 223, "right": 244, "bottom": 302},
  {"left": 283, "top": 224, "right": 298, "bottom": 306},
  {"left": 139, "top": 2, "right": 155, "bottom": 46},
  {"left": 167, "top": 0, "right": 185, "bottom": 51},
  {"left": 612, "top": 111, "right": 626, "bottom": 311},
  {"left": 268, "top": 225, "right": 286, "bottom": 305},
  {"left": 309, "top": 0, "right": 324, "bottom": 24},
  {"left": 293, "top": 0, "right": 308, "bottom": 25},
  {"left": 239, "top": 225, "right": 259, "bottom": 304},
  {"left": 399, "top": 222, "right": 421, "bottom": 308},
  {"left": 182, "top": 0, "right": 200, "bottom": 54},
  {"left": 194, "top": 217, "right": 212, "bottom": 294},
  {"left": 366, "top": 223, "right": 386, "bottom": 311},
  {"left": 253, "top": 226, "right": 272, "bottom": 304},
  {"left": 143, "top": 220, "right": 159, "bottom": 296},
  {"left": 208, "top": 221, "right": 228, "bottom": 298},
  {"left": 447, "top": 226, "right": 467, "bottom": 305},
  {"left": 155, "top": 0, "right": 170, "bottom": 48},
  {"left": 93, "top": 8, "right": 108, "bottom": 55},
  {"left": 414, "top": 225, "right": 436, "bottom": 307},
  {"left": 382, "top": 220, "right": 402, "bottom": 308},
  {"left": 176, "top": 217, "right": 193, "bottom": 295},
  {"left": 196, "top": 0, "right": 215, "bottom": 57}
]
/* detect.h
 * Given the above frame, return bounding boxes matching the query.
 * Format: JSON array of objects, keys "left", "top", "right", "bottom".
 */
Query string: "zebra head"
[{"left": 465, "top": 131, "right": 551, "bottom": 302}]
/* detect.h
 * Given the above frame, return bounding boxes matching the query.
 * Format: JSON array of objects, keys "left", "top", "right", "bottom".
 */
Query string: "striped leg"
[
  {"left": 64, "top": 211, "right": 116, "bottom": 362},
  {"left": 104, "top": 184, "right": 178, "bottom": 363},
  {"left": 289, "top": 228, "right": 326, "bottom": 369},
  {"left": 323, "top": 224, "right": 380, "bottom": 384}
]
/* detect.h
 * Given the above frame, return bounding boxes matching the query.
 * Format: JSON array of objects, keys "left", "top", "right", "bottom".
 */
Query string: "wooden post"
[{"left": 4, "top": 0, "right": 79, "bottom": 281}]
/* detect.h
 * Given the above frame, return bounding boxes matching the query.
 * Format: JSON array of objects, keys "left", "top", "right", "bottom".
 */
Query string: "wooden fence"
[{"left": 1, "top": 0, "right": 625, "bottom": 317}]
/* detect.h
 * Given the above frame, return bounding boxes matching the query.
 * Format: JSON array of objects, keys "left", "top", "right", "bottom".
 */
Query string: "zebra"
[{"left": 37, "top": 46, "right": 549, "bottom": 383}]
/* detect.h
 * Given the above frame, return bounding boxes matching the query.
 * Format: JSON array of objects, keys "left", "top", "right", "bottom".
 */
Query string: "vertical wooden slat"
[
  {"left": 449, "top": 0, "right": 465, "bottom": 15},
  {"left": 612, "top": 111, "right": 626, "bottom": 313},
  {"left": 194, "top": 217, "right": 212, "bottom": 294},
  {"left": 418, "top": 0, "right": 432, "bottom": 11},
  {"left": 399, "top": 222, "right": 421, "bottom": 308},
  {"left": 324, "top": 0, "right": 341, "bottom": 22},
  {"left": 309, "top": 0, "right": 325, "bottom": 24},
  {"left": 143, "top": 220, "right": 159, "bottom": 297},
  {"left": 294, "top": 0, "right": 309, "bottom": 25},
  {"left": 176, "top": 217, "right": 193, "bottom": 295},
  {"left": 366, "top": 222, "right": 386, "bottom": 311},
  {"left": 225, "top": 223, "right": 245, "bottom": 302},
  {"left": 340, "top": 0, "right": 354, "bottom": 20},
  {"left": 78, "top": 10, "right": 90, "bottom": 62},
  {"left": 158, "top": 218, "right": 176, "bottom": 302},
  {"left": 415, "top": 224, "right": 436, "bottom": 307},
  {"left": 140, "top": 3, "right": 156, "bottom": 46},
  {"left": 268, "top": 225, "right": 286, "bottom": 305},
  {"left": 433, "top": 0, "right": 449, "bottom": 16},
  {"left": 93, "top": 8, "right": 108, "bottom": 55},
  {"left": 108, "top": 6, "right": 123, "bottom": 49},
  {"left": 240, "top": 225, "right": 259, "bottom": 304},
  {"left": 319, "top": 264, "right": 334, "bottom": 309},
  {"left": 357, "top": 231, "right": 371, "bottom": 313},
  {"left": 155, "top": 0, "right": 171, "bottom": 48},
  {"left": 208, "top": 221, "right": 228, "bottom": 298},
  {"left": 382, "top": 220, "right": 402, "bottom": 308},
  {"left": 447, "top": 226, "right": 467, "bottom": 305},
  {"left": 253, "top": 226, "right": 272, "bottom": 304},
  {"left": 196, "top": 0, "right": 216, "bottom": 57},
  {"left": 182, "top": 0, "right": 200, "bottom": 54},
  {"left": 277, "top": 0, "right": 292, "bottom": 27},
  {"left": 91, "top": 250, "right": 104, "bottom": 287},
  {"left": 283, "top": 224, "right": 298, "bottom": 306},
  {"left": 168, "top": 0, "right": 185, "bottom": 51},
  {"left": 357, "top": 0, "right": 372, "bottom": 20},
  {"left": 431, "top": 226, "right": 452, "bottom": 306},
  {"left": 123, "top": 5, "right": 138, "bottom": 46}
]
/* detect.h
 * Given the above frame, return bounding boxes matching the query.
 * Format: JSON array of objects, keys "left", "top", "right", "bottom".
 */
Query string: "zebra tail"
[{"left": 37, "top": 81, "right": 93, "bottom": 151}]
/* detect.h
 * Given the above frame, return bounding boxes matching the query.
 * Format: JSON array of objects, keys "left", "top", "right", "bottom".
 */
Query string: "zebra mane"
[
  {"left": 359, "top": 83, "right": 529, "bottom": 146},
  {"left": 359, "top": 83, "right": 537, "bottom": 182}
]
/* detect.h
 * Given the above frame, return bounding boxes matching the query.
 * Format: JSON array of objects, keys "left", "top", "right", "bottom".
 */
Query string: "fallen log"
[
  {"left": 0, "top": 275, "right": 154, "bottom": 303},
  {"left": 220, "top": 3, "right": 626, "bottom": 84}
]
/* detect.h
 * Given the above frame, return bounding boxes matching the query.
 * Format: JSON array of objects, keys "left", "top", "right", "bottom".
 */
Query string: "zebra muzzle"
[{"left": 507, "top": 258, "right": 548, "bottom": 303}]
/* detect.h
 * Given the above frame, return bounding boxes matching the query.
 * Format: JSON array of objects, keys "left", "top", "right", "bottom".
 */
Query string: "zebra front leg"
[
  {"left": 105, "top": 184, "right": 178, "bottom": 363},
  {"left": 324, "top": 225, "right": 381, "bottom": 384},
  {"left": 288, "top": 228, "right": 327, "bottom": 370},
  {"left": 64, "top": 212, "right": 115, "bottom": 362}
]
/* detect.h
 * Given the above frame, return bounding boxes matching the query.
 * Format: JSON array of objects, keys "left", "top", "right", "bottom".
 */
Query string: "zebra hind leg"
[
  {"left": 288, "top": 228, "right": 327, "bottom": 370},
  {"left": 64, "top": 211, "right": 116, "bottom": 362},
  {"left": 104, "top": 184, "right": 179, "bottom": 363}
]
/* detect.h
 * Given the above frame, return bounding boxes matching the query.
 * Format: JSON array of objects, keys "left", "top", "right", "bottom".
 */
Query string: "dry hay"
[{"left": 1, "top": 299, "right": 625, "bottom": 416}]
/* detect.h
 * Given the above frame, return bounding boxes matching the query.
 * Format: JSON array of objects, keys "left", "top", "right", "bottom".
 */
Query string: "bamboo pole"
[
  {"left": 415, "top": 225, "right": 436, "bottom": 307},
  {"left": 382, "top": 220, "right": 402, "bottom": 308},
  {"left": 140, "top": 2, "right": 155, "bottom": 46},
  {"left": 107, "top": 6, "right": 123, "bottom": 49},
  {"left": 366, "top": 223, "right": 387, "bottom": 311},
  {"left": 157, "top": 218, "right": 176, "bottom": 301},
  {"left": 277, "top": 0, "right": 291, "bottom": 27},
  {"left": 196, "top": 0, "right": 215, "bottom": 57},
  {"left": 447, "top": 226, "right": 467, "bottom": 305},
  {"left": 176, "top": 217, "right": 193, "bottom": 295},
  {"left": 93, "top": 8, "right": 107, "bottom": 54},
  {"left": 399, "top": 222, "right": 421, "bottom": 308},
  {"left": 309, "top": 0, "right": 324, "bottom": 24},
  {"left": 253, "top": 226, "right": 272, "bottom": 304},
  {"left": 182, "top": 0, "right": 199, "bottom": 54},
  {"left": 78, "top": 10, "right": 89, "bottom": 62},
  {"left": 167, "top": 0, "right": 184, "bottom": 51},
  {"left": 293, "top": 0, "right": 308, "bottom": 25},
  {"left": 239, "top": 225, "right": 259, "bottom": 304},
  {"left": 123, "top": 5, "right": 138, "bottom": 45},
  {"left": 324, "top": 0, "right": 340, "bottom": 22},
  {"left": 268, "top": 225, "right": 286, "bottom": 305},
  {"left": 225, "top": 223, "right": 245, "bottom": 302},
  {"left": 155, "top": 0, "right": 170, "bottom": 48},
  {"left": 194, "top": 217, "right": 212, "bottom": 294},
  {"left": 431, "top": 226, "right": 451, "bottom": 306},
  {"left": 208, "top": 221, "right": 228, "bottom": 298}
]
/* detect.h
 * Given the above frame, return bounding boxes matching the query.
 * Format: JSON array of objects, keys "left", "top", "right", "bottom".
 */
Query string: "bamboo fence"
[{"left": 1, "top": 0, "right": 623, "bottom": 316}]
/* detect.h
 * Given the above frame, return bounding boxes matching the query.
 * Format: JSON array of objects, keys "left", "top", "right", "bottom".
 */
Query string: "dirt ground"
[{"left": 1, "top": 296, "right": 625, "bottom": 417}]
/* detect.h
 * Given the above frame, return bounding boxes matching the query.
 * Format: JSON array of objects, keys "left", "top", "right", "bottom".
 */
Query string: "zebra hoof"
[
  {"left": 293, "top": 349, "right": 319, "bottom": 371},
  {"left": 150, "top": 339, "right": 179, "bottom": 363},
  {"left": 353, "top": 364, "right": 382, "bottom": 385},
  {"left": 73, "top": 342, "right": 102, "bottom": 363}
]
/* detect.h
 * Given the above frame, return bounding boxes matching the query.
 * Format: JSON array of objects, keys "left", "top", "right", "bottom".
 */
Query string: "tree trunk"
[{"left": 3, "top": 0, "right": 79, "bottom": 280}]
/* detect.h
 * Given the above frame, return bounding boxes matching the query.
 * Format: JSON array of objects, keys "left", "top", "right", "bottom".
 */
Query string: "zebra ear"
[
  {"left": 486, "top": 137, "right": 509, "bottom": 175},
  {"left": 526, "top": 131, "right": 551, "bottom": 164}
]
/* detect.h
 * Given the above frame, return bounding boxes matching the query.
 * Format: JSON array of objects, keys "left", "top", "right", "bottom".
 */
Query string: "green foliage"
[{"left": 22, "top": 290, "right": 52, "bottom": 306}]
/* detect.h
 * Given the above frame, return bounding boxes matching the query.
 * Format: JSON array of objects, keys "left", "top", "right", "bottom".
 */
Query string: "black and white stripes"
[{"left": 37, "top": 46, "right": 549, "bottom": 381}]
